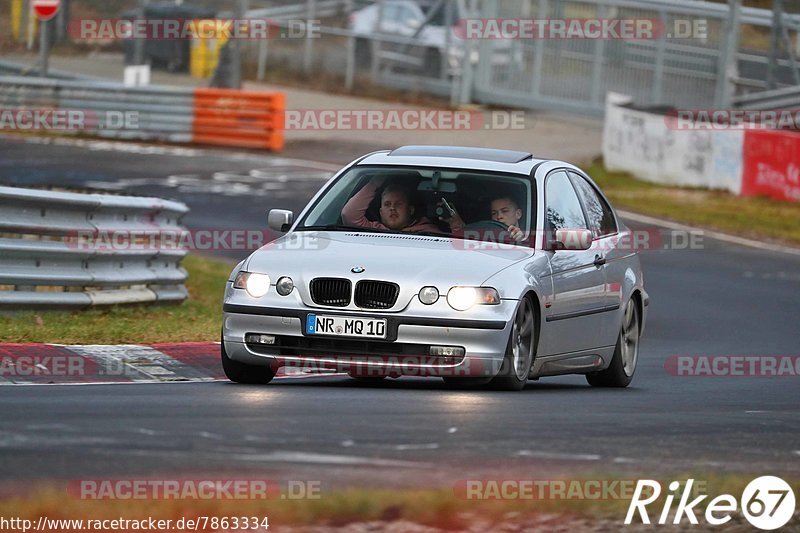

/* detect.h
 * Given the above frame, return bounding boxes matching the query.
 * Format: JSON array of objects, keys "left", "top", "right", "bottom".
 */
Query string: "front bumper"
[{"left": 222, "top": 300, "right": 517, "bottom": 378}]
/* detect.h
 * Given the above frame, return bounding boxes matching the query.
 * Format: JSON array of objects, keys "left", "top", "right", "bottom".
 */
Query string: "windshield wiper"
[
  {"left": 413, "top": 231, "right": 453, "bottom": 238},
  {"left": 297, "top": 225, "right": 393, "bottom": 234}
]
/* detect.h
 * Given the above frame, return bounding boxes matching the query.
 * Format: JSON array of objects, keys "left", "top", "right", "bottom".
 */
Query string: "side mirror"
[
  {"left": 552, "top": 228, "right": 593, "bottom": 251},
  {"left": 268, "top": 209, "right": 294, "bottom": 233}
]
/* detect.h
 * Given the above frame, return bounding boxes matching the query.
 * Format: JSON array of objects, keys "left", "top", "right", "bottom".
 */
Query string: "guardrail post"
[
  {"left": 590, "top": 3, "right": 608, "bottom": 105},
  {"left": 651, "top": 10, "right": 666, "bottom": 105},
  {"left": 27, "top": 0, "right": 36, "bottom": 50},
  {"left": 133, "top": 0, "right": 148, "bottom": 65},
  {"left": 38, "top": 18, "right": 49, "bottom": 77},
  {"left": 453, "top": 0, "right": 478, "bottom": 106},
  {"left": 370, "top": 0, "right": 385, "bottom": 83},
  {"left": 230, "top": 0, "right": 247, "bottom": 89},
  {"left": 530, "top": 0, "right": 546, "bottom": 98},
  {"left": 767, "top": 0, "right": 782, "bottom": 90},
  {"left": 303, "top": 0, "right": 316, "bottom": 75},
  {"left": 257, "top": 37, "right": 269, "bottom": 81},
  {"left": 715, "top": 0, "right": 741, "bottom": 108},
  {"left": 345, "top": 29, "right": 355, "bottom": 91}
]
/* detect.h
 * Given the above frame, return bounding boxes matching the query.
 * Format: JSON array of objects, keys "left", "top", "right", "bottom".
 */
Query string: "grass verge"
[
  {"left": 0, "top": 254, "right": 234, "bottom": 345},
  {"left": 2, "top": 473, "right": 796, "bottom": 531},
  {"left": 588, "top": 160, "right": 800, "bottom": 247}
]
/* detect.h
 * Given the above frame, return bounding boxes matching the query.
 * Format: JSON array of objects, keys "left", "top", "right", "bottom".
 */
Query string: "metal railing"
[
  {"left": 0, "top": 186, "right": 190, "bottom": 309},
  {"left": 0, "top": 76, "right": 285, "bottom": 150},
  {"left": 247, "top": 0, "right": 356, "bottom": 21},
  {"left": 732, "top": 85, "right": 800, "bottom": 111},
  {"left": 245, "top": 0, "right": 800, "bottom": 115},
  {"left": 0, "top": 59, "right": 97, "bottom": 80}
]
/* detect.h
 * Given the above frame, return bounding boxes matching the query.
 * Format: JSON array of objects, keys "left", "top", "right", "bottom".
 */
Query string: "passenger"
[{"left": 342, "top": 176, "right": 464, "bottom": 234}]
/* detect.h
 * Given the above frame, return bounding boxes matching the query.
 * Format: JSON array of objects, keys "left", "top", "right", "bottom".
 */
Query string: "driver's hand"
[{"left": 508, "top": 225, "right": 525, "bottom": 242}]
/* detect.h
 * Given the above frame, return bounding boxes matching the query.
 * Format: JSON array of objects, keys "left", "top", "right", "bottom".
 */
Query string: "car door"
[
  {"left": 373, "top": 2, "right": 415, "bottom": 64},
  {"left": 569, "top": 171, "right": 623, "bottom": 348},
  {"left": 542, "top": 170, "right": 610, "bottom": 354}
]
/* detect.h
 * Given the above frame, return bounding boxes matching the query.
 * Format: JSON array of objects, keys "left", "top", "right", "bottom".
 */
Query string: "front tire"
[
  {"left": 488, "top": 297, "right": 536, "bottom": 391},
  {"left": 586, "top": 299, "right": 639, "bottom": 388},
  {"left": 221, "top": 339, "right": 277, "bottom": 384}
]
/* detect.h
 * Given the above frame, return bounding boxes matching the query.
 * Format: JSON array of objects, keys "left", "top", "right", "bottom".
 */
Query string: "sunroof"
[{"left": 388, "top": 146, "right": 533, "bottom": 164}]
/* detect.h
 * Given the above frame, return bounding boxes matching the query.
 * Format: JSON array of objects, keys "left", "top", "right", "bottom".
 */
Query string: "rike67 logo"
[{"left": 626, "top": 477, "right": 796, "bottom": 530}]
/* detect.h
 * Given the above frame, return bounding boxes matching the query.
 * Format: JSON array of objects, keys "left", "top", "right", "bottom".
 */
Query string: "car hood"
[{"left": 246, "top": 230, "right": 533, "bottom": 290}]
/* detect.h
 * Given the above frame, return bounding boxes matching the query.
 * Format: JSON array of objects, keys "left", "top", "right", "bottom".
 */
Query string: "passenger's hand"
[
  {"left": 369, "top": 175, "right": 388, "bottom": 187},
  {"left": 438, "top": 202, "right": 463, "bottom": 228}
]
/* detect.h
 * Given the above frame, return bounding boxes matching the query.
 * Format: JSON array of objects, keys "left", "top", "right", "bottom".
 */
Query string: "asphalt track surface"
[{"left": 1, "top": 135, "right": 798, "bottom": 486}]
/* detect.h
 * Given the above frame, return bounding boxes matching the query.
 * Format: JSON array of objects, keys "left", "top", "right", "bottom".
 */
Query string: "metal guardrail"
[
  {"left": 0, "top": 75, "right": 195, "bottom": 143},
  {"left": 0, "top": 76, "right": 285, "bottom": 150},
  {"left": 0, "top": 187, "right": 190, "bottom": 309},
  {"left": 732, "top": 85, "right": 800, "bottom": 111},
  {"left": 0, "top": 59, "right": 98, "bottom": 81},
  {"left": 247, "top": 0, "right": 353, "bottom": 21}
]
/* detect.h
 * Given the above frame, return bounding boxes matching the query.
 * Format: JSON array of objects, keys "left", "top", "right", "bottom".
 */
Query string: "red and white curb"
[{"left": 0, "top": 343, "right": 341, "bottom": 385}]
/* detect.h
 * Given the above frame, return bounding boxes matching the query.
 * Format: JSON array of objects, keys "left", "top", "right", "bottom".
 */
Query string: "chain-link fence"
[
  {"left": 242, "top": 0, "right": 800, "bottom": 114},
  {"left": 8, "top": 0, "right": 800, "bottom": 115}
]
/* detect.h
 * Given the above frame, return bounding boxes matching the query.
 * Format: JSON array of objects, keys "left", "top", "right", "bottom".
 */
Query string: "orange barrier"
[{"left": 192, "top": 88, "right": 285, "bottom": 151}]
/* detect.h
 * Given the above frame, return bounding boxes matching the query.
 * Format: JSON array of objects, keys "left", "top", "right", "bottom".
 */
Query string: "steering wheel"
[{"left": 465, "top": 220, "right": 509, "bottom": 232}]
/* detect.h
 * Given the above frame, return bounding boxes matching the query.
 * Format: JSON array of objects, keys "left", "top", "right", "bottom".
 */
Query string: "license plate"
[{"left": 306, "top": 314, "right": 387, "bottom": 339}]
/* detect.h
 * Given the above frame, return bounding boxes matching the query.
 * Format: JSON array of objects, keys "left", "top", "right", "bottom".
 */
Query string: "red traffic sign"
[{"left": 32, "top": 0, "right": 62, "bottom": 21}]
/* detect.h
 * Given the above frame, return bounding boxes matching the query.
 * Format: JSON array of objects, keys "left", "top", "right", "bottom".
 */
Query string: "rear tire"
[
  {"left": 586, "top": 299, "right": 639, "bottom": 388},
  {"left": 221, "top": 339, "right": 276, "bottom": 385},
  {"left": 488, "top": 297, "right": 536, "bottom": 391}
]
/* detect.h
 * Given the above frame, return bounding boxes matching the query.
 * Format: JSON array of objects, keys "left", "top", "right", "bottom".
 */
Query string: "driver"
[
  {"left": 490, "top": 196, "right": 525, "bottom": 242},
  {"left": 342, "top": 176, "right": 464, "bottom": 234},
  {"left": 443, "top": 196, "right": 526, "bottom": 242}
]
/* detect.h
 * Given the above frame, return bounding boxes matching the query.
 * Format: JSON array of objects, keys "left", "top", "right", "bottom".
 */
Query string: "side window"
[
  {"left": 569, "top": 172, "right": 617, "bottom": 237},
  {"left": 545, "top": 171, "right": 587, "bottom": 231},
  {"left": 399, "top": 5, "right": 420, "bottom": 24},
  {"left": 382, "top": 4, "right": 402, "bottom": 22}
]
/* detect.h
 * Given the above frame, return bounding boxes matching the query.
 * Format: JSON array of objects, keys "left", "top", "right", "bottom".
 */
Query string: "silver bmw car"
[{"left": 221, "top": 146, "right": 648, "bottom": 390}]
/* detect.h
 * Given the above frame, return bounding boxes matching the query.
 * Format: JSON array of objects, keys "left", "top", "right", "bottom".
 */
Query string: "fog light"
[
  {"left": 418, "top": 286, "right": 439, "bottom": 305},
  {"left": 276, "top": 276, "right": 294, "bottom": 296},
  {"left": 430, "top": 346, "right": 465, "bottom": 357},
  {"left": 245, "top": 334, "right": 276, "bottom": 345}
]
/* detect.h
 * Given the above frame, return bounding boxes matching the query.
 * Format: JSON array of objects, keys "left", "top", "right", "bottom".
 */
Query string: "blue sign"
[{"left": 306, "top": 314, "right": 317, "bottom": 335}]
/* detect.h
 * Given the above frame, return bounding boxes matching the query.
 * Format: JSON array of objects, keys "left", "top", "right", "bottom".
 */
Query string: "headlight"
[
  {"left": 418, "top": 286, "right": 439, "bottom": 305},
  {"left": 276, "top": 276, "right": 294, "bottom": 296},
  {"left": 447, "top": 287, "right": 500, "bottom": 311},
  {"left": 233, "top": 272, "right": 270, "bottom": 298}
]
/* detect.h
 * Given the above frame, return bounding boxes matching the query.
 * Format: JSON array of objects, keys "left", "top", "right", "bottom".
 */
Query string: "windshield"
[{"left": 298, "top": 165, "right": 535, "bottom": 246}]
